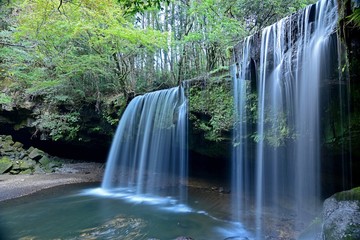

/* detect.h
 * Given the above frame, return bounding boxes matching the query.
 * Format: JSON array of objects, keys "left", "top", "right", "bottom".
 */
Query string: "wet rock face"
[
  {"left": 0, "top": 135, "right": 62, "bottom": 174},
  {"left": 322, "top": 187, "right": 360, "bottom": 240}
]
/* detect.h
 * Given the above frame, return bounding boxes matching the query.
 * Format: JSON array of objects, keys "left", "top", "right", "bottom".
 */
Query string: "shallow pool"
[{"left": 0, "top": 184, "right": 253, "bottom": 240}]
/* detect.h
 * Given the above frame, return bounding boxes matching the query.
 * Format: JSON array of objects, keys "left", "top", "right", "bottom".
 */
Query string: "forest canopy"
[{"left": 0, "top": 0, "right": 315, "bottom": 141}]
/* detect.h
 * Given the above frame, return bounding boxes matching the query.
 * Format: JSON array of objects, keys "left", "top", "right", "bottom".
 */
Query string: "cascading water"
[
  {"left": 232, "top": 0, "right": 349, "bottom": 237},
  {"left": 231, "top": 37, "right": 253, "bottom": 223},
  {"left": 101, "top": 86, "right": 188, "bottom": 202}
]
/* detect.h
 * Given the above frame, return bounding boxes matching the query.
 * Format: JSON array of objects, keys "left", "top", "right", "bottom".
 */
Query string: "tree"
[
  {"left": 0, "top": 0, "right": 318, "bottom": 142},
  {"left": 118, "top": 0, "right": 170, "bottom": 14},
  {"left": 15, "top": 0, "right": 167, "bottom": 97},
  {"left": 0, "top": 0, "right": 167, "bottom": 140}
]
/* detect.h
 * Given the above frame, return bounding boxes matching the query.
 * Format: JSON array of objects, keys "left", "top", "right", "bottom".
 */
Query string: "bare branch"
[{"left": 58, "top": 0, "right": 63, "bottom": 13}]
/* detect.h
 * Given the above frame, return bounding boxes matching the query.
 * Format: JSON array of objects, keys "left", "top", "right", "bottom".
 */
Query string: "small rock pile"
[{"left": 0, "top": 135, "right": 62, "bottom": 174}]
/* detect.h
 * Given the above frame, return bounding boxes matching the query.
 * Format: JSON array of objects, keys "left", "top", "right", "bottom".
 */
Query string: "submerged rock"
[
  {"left": 322, "top": 187, "right": 360, "bottom": 240},
  {"left": 78, "top": 215, "right": 146, "bottom": 239}
]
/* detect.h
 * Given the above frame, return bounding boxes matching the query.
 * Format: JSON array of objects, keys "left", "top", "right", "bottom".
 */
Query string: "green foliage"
[
  {"left": 189, "top": 76, "right": 293, "bottom": 147},
  {"left": 262, "top": 110, "right": 294, "bottom": 147},
  {"left": 26, "top": 80, "right": 62, "bottom": 95},
  {"left": 14, "top": 0, "right": 168, "bottom": 97},
  {"left": 32, "top": 112, "right": 81, "bottom": 141},
  {"left": 102, "top": 94, "right": 127, "bottom": 125},
  {"left": 228, "top": 0, "right": 317, "bottom": 33},
  {"left": 249, "top": 107, "right": 294, "bottom": 147},
  {"left": 103, "top": 113, "right": 120, "bottom": 126},
  {"left": 347, "top": 8, "right": 360, "bottom": 27},
  {"left": 0, "top": 0, "right": 170, "bottom": 142},
  {"left": 0, "top": 93, "right": 12, "bottom": 104},
  {"left": 334, "top": 186, "right": 360, "bottom": 201},
  {"left": 231, "top": 81, "right": 293, "bottom": 147},
  {"left": 189, "top": 80, "right": 234, "bottom": 142},
  {"left": 119, "top": 0, "right": 170, "bottom": 14},
  {"left": 0, "top": 0, "right": 321, "bottom": 143}
]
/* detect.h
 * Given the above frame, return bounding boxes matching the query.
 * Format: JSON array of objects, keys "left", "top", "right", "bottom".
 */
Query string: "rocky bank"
[
  {"left": 1, "top": 134, "right": 72, "bottom": 174},
  {"left": 0, "top": 134, "right": 104, "bottom": 201}
]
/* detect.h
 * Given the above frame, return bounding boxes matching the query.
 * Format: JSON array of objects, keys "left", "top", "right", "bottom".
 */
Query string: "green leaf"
[{"left": 0, "top": 93, "right": 12, "bottom": 104}]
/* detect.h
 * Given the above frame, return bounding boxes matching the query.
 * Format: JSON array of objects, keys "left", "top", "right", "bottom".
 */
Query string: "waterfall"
[
  {"left": 231, "top": 37, "right": 253, "bottom": 222},
  {"left": 232, "top": 0, "right": 348, "bottom": 237},
  {"left": 101, "top": 87, "right": 188, "bottom": 201}
]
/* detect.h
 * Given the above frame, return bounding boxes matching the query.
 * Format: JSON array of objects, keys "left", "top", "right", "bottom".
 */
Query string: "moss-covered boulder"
[
  {"left": 28, "top": 148, "right": 45, "bottom": 161},
  {"left": 0, "top": 135, "right": 15, "bottom": 155},
  {"left": 0, "top": 135, "right": 65, "bottom": 175},
  {"left": 0, "top": 156, "right": 12, "bottom": 174},
  {"left": 19, "top": 160, "right": 36, "bottom": 170},
  {"left": 19, "top": 169, "right": 32, "bottom": 174},
  {"left": 38, "top": 156, "right": 62, "bottom": 173},
  {"left": 34, "top": 165, "right": 45, "bottom": 174},
  {"left": 2, "top": 135, "right": 14, "bottom": 144},
  {"left": 38, "top": 156, "right": 50, "bottom": 166},
  {"left": 322, "top": 187, "right": 360, "bottom": 240},
  {"left": 12, "top": 141, "right": 24, "bottom": 149}
]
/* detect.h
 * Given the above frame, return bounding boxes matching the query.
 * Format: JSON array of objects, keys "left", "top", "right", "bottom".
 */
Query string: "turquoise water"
[{"left": 0, "top": 184, "right": 252, "bottom": 240}]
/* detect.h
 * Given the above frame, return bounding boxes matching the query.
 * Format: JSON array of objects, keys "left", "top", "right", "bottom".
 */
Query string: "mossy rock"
[
  {"left": 11, "top": 162, "right": 21, "bottom": 171},
  {"left": 34, "top": 165, "right": 45, "bottom": 174},
  {"left": 27, "top": 146, "right": 35, "bottom": 153},
  {"left": 12, "top": 141, "right": 24, "bottom": 149},
  {"left": 39, "top": 156, "right": 53, "bottom": 173},
  {"left": 19, "top": 151, "right": 27, "bottom": 159},
  {"left": 40, "top": 158, "right": 61, "bottom": 173},
  {"left": 0, "top": 156, "right": 13, "bottom": 174},
  {"left": 39, "top": 156, "right": 50, "bottom": 166},
  {"left": 334, "top": 187, "right": 360, "bottom": 201},
  {"left": 322, "top": 187, "right": 360, "bottom": 240},
  {"left": 28, "top": 148, "right": 45, "bottom": 161},
  {"left": 19, "top": 160, "right": 36, "bottom": 170},
  {"left": 3, "top": 135, "right": 13, "bottom": 142},
  {"left": 0, "top": 136, "right": 14, "bottom": 147},
  {"left": 0, "top": 144, "right": 14, "bottom": 153},
  {"left": 9, "top": 169, "right": 20, "bottom": 174},
  {"left": 19, "top": 169, "right": 33, "bottom": 175}
]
